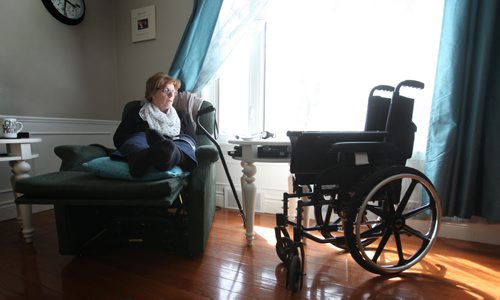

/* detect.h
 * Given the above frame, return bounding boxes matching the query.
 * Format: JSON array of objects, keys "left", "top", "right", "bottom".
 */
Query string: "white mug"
[{"left": 2, "top": 118, "right": 23, "bottom": 138}]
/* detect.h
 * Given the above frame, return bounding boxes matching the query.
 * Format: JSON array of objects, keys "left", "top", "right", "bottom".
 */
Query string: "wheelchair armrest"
[{"left": 330, "top": 141, "right": 396, "bottom": 153}]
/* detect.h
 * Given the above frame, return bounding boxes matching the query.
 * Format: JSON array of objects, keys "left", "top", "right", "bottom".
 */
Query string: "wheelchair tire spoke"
[
  {"left": 402, "top": 224, "right": 431, "bottom": 243},
  {"left": 385, "top": 181, "right": 402, "bottom": 213},
  {"left": 324, "top": 205, "right": 333, "bottom": 225},
  {"left": 394, "top": 231, "right": 406, "bottom": 264},
  {"left": 395, "top": 180, "right": 418, "bottom": 216},
  {"left": 366, "top": 204, "right": 385, "bottom": 218},
  {"left": 402, "top": 203, "right": 431, "bottom": 219},
  {"left": 372, "top": 228, "right": 391, "bottom": 262},
  {"left": 359, "top": 223, "right": 384, "bottom": 239}
]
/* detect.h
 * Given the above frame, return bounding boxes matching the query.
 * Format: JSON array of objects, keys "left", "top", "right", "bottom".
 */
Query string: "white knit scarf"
[{"left": 139, "top": 102, "right": 180, "bottom": 137}]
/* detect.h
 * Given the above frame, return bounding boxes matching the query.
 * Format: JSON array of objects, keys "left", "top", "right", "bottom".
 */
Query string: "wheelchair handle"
[
  {"left": 369, "top": 85, "right": 394, "bottom": 97},
  {"left": 396, "top": 80, "right": 425, "bottom": 93}
]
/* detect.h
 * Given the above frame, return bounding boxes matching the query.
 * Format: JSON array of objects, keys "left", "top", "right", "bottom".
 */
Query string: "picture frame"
[{"left": 131, "top": 5, "right": 156, "bottom": 43}]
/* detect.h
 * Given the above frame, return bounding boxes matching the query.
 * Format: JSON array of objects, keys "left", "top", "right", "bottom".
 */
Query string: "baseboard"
[{"left": 438, "top": 221, "right": 500, "bottom": 245}]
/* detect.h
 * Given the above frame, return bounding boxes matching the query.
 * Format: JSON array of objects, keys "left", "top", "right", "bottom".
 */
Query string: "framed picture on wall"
[{"left": 131, "top": 5, "right": 156, "bottom": 43}]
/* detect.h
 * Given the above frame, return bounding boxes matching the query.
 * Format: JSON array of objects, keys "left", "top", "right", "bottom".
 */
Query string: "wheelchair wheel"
[
  {"left": 344, "top": 166, "right": 441, "bottom": 275},
  {"left": 287, "top": 254, "right": 302, "bottom": 292},
  {"left": 314, "top": 199, "right": 377, "bottom": 250}
]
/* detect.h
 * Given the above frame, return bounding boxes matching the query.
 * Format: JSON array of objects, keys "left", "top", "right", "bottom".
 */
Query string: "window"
[{"left": 205, "top": 0, "right": 444, "bottom": 155}]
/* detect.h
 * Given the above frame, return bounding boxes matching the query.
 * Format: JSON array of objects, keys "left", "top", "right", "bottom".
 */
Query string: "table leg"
[
  {"left": 240, "top": 161, "right": 256, "bottom": 246},
  {"left": 9, "top": 160, "right": 34, "bottom": 243}
]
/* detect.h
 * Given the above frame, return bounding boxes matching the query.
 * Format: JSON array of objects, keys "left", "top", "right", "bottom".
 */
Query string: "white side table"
[
  {"left": 228, "top": 138, "right": 291, "bottom": 246},
  {"left": 0, "top": 138, "right": 42, "bottom": 243}
]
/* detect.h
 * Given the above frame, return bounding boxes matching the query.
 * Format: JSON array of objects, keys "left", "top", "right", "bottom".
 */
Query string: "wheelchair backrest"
[
  {"left": 384, "top": 80, "right": 423, "bottom": 160},
  {"left": 364, "top": 85, "right": 394, "bottom": 131}
]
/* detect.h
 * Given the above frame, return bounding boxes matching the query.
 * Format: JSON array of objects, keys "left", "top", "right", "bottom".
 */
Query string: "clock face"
[{"left": 42, "top": 0, "right": 85, "bottom": 25}]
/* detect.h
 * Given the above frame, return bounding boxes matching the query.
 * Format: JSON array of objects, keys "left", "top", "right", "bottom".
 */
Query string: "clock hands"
[
  {"left": 65, "top": 0, "right": 81, "bottom": 9},
  {"left": 62, "top": 0, "right": 82, "bottom": 18}
]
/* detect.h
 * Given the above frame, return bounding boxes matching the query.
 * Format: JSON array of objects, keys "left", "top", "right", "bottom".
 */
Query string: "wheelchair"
[{"left": 274, "top": 80, "right": 442, "bottom": 291}]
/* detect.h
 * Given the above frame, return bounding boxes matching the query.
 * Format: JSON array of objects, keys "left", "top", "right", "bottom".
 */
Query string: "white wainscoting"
[
  {"left": 215, "top": 143, "right": 500, "bottom": 245},
  {"left": 0, "top": 114, "right": 119, "bottom": 222}
]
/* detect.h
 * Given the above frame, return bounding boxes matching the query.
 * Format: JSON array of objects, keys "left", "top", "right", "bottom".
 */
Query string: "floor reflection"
[{"left": 272, "top": 239, "right": 499, "bottom": 299}]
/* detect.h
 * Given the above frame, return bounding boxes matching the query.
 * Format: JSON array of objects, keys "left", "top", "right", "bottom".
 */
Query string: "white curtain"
[{"left": 192, "top": 0, "right": 269, "bottom": 93}]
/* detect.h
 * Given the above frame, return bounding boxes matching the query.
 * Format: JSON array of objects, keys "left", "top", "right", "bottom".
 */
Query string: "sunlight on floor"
[
  {"left": 408, "top": 250, "right": 500, "bottom": 298},
  {"left": 254, "top": 225, "right": 277, "bottom": 246}
]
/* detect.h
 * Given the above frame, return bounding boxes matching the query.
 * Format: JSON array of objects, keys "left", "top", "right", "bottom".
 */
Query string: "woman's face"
[{"left": 151, "top": 83, "right": 177, "bottom": 112}]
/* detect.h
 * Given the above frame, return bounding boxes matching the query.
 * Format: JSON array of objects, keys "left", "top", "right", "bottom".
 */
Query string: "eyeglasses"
[{"left": 159, "top": 88, "right": 178, "bottom": 95}]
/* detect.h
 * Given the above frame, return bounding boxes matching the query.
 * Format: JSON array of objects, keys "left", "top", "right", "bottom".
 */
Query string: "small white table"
[
  {"left": 0, "top": 138, "right": 42, "bottom": 243},
  {"left": 228, "top": 138, "right": 291, "bottom": 246}
]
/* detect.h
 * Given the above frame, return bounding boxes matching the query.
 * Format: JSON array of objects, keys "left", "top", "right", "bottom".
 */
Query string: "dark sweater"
[{"left": 113, "top": 101, "right": 196, "bottom": 149}]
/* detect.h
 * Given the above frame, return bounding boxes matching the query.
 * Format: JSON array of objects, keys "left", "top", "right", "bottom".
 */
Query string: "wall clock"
[{"left": 41, "top": 0, "right": 85, "bottom": 25}]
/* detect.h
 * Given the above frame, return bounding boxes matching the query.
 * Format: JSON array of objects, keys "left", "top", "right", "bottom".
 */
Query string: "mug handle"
[{"left": 15, "top": 122, "right": 23, "bottom": 133}]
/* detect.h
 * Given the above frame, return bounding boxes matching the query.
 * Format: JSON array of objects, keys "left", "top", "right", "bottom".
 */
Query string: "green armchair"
[{"left": 15, "top": 99, "right": 219, "bottom": 256}]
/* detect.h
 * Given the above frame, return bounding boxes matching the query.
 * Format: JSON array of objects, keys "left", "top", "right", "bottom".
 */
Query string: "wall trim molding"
[
  {"left": 30, "top": 131, "right": 113, "bottom": 136},
  {"left": 1, "top": 115, "right": 119, "bottom": 125}
]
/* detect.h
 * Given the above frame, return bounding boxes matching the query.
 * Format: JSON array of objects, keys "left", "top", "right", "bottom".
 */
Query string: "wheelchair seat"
[{"left": 274, "top": 80, "right": 442, "bottom": 291}]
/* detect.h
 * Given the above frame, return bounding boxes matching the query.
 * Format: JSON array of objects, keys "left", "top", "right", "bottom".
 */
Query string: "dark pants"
[{"left": 111, "top": 132, "right": 197, "bottom": 173}]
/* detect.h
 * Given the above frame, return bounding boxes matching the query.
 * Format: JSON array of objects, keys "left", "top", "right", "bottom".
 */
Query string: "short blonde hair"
[{"left": 144, "top": 72, "right": 182, "bottom": 102}]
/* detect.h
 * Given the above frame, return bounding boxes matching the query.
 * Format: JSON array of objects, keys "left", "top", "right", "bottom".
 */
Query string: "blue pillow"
[{"left": 82, "top": 157, "right": 188, "bottom": 181}]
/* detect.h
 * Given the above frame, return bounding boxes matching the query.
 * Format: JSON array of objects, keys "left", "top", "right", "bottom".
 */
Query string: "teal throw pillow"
[{"left": 82, "top": 157, "right": 188, "bottom": 181}]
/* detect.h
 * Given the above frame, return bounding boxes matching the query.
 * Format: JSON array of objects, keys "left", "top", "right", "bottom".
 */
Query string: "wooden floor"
[{"left": 1, "top": 208, "right": 500, "bottom": 299}]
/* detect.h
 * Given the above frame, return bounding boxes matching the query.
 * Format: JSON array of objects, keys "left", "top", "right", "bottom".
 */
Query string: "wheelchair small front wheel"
[
  {"left": 286, "top": 254, "right": 302, "bottom": 292},
  {"left": 345, "top": 166, "right": 441, "bottom": 275},
  {"left": 275, "top": 233, "right": 296, "bottom": 264}
]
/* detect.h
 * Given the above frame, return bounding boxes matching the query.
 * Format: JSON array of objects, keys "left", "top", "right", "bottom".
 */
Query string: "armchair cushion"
[
  {"left": 15, "top": 170, "right": 186, "bottom": 203},
  {"left": 55, "top": 144, "right": 111, "bottom": 171},
  {"left": 82, "top": 157, "right": 188, "bottom": 182}
]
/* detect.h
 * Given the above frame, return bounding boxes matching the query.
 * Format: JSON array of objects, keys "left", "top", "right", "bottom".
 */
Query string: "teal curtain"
[
  {"left": 169, "top": 0, "right": 223, "bottom": 92},
  {"left": 170, "top": 0, "right": 269, "bottom": 93},
  {"left": 425, "top": 0, "right": 500, "bottom": 220}
]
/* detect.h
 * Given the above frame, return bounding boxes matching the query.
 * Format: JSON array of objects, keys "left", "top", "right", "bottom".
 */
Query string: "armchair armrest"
[
  {"left": 54, "top": 145, "right": 112, "bottom": 171},
  {"left": 195, "top": 145, "right": 219, "bottom": 163}
]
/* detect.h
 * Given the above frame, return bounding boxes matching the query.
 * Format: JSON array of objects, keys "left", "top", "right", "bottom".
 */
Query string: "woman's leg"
[
  {"left": 146, "top": 129, "right": 181, "bottom": 172},
  {"left": 110, "top": 132, "right": 156, "bottom": 177}
]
